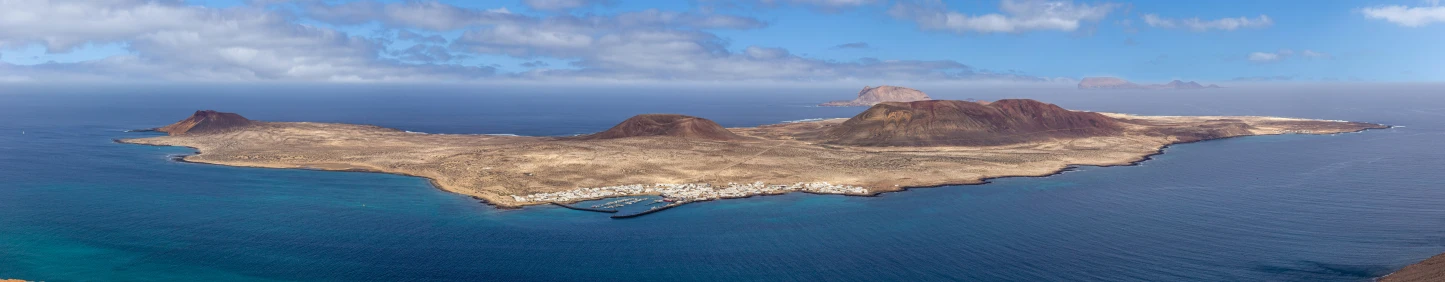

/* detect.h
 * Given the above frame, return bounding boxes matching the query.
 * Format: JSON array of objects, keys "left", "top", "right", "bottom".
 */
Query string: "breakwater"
[
  {"left": 550, "top": 202, "right": 618, "bottom": 213},
  {"left": 611, "top": 202, "right": 686, "bottom": 219}
]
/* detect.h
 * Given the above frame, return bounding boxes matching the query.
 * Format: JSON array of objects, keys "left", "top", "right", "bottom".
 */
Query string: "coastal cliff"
[
  {"left": 819, "top": 85, "right": 931, "bottom": 107},
  {"left": 1078, "top": 77, "right": 1219, "bottom": 90}
]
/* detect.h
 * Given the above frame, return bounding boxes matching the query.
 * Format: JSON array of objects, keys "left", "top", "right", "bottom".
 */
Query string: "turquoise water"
[{"left": 1, "top": 85, "right": 1443, "bottom": 281}]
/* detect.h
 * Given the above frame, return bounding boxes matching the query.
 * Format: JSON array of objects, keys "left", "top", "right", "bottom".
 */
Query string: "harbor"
[
  {"left": 549, "top": 202, "right": 618, "bottom": 213},
  {"left": 592, "top": 197, "right": 647, "bottom": 209},
  {"left": 527, "top": 182, "right": 870, "bottom": 218},
  {"left": 552, "top": 195, "right": 678, "bottom": 218},
  {"left": 610, "top": 202, "right": 686, "bottom": 219},
  {"left": 512, "top": 182, "right": 871, "bottom": 205}
]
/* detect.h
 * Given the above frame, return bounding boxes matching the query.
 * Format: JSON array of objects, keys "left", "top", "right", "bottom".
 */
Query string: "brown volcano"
[
  {"left": 155, "top": 110, "right": 254, "bottom": 136},
  {"left": 572, "top": 114, "right": 748, "bottom": 141},
  {"left": 818, "top": 99, "right": 1123, "bottom": 146}
]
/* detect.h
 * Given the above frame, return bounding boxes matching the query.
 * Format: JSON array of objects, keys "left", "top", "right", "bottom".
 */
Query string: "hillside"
[{"left": 818, "top": 99, "right": 1123, "bottom": 146}]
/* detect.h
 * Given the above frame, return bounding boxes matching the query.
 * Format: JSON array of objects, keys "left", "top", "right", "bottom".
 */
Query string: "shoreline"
[
  {"left": 550, "top": 202, "right": 619, "bottom": 213},
  {"left": 1378, "top": 252, "right": 1445, "bottom": 282},
  {"left": 115, "top": 124, "right": 1390, "bottom": 214},
  {"left": 114, "top": 138, "right": 529, "bottom": 210}
]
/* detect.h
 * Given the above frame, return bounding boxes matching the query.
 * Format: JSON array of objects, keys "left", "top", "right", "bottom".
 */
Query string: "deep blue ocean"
[{"left": 1, "top": 84, "right": 1442, "bottom": 281}]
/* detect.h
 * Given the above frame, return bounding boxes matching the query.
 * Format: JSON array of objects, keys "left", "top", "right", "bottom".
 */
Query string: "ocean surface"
[{"left": 1, "top": 84, "right": 1442, "bottom": 281}]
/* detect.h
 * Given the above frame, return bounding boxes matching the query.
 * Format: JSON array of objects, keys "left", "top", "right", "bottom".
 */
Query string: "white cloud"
[
  {"left": 1247, "top": 49, "right": 1330, "bottom": 63},
  {"left": 1248, "top": 52, "right": 1282, "bottom": 62},
  {"left": 832, "top": 42, "right": 870, "bottom": 49},
  {"left": 301, "top": 1, "right": 525, "bottom": 30},
  {"left": 397, "top": 30, "right": 447, "bottom": 44},
  {"left": 769, "top": 0, "right": 879, "bottom": 6},
  {"left": 761, "top": 0, "right": 881, "bottom": 9},
  {"left": 0, "top": 0, "right": 1043, "bottom": 83},
  {"left": 699, "top": 0, "right": 880, "bottom": 12},
  {"left": 887, "top": 0, "right": 1117, "bottom": 34},
  {"left": 305, "top": 1, "right": 769, "bottom": 31},
  {"left": 1300, "top": 49, "right": 1331, "bottom": 59},
  {"left": 744, "top": 46, "right": 791, "bottom": 59},
  {"left": 523, "top": 0, "right": 612, "bottom": 11},
  {"left": 1360, "top": 4, "right": 1445, "bottom": 27},
  {"left": 0, "top": 0, "right": 198, "bottom": 52},
  {"left": 1142, "top": 14, "right": 1273, "bottom": 31},
  {"left": 454, "top": 24, "right": 1022, "bottom": 81},
  {"left": 606, "top": 9, "right": 769, "bottom": 29},
  {"left": 0, "top": 0, "right": 489, "bottom": 82}
]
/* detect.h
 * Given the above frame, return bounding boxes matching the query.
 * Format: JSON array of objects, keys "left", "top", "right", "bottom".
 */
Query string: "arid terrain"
[
  {"left": 1380, "top": 253, "right": 1445, "bottom": 282},
  {"left": 119, "top": 99, "right": 1385, "bottom": 208}
]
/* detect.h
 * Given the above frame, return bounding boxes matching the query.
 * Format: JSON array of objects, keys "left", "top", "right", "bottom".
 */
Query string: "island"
[
  {"left": 1078, "top": 77, "right": 1220, "bottom": 90},
  {"left": 819, "top": 85, "right": 931, "bottom": 106},
  {"left": 119, "top": 99, "right": 1385, "bottom": 212},
  {"left": 1380, "top": 253, "right": 1445, "bottom": 282}
]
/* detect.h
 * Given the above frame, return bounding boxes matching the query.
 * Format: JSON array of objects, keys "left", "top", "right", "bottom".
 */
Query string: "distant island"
[
  {"left": 819, "top": 85, "right": 931, "bottom": 107},
  {"left": 1078, "top": 77, "right": 1220, "bottom": 90},
  {"left": 120, "top": 98, "right": 1384, "bottom": 214}
]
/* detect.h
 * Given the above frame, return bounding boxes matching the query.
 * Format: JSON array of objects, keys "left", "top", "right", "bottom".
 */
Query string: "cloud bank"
[
  {"left": 887, "top": 0, "right": 1117, "bottom": 34},
  {"left": 0, "top": 0, "right": 1050, "bottom": 83},
  {"left": 1247, "top": 49, "right": 1331, "bottom": 63},
  {"left": 1141, "top": 14, "right": 1273, "bottom": 31},
  {"left": 1360, "top": 4, "right": 1445, "bottom": 27}
]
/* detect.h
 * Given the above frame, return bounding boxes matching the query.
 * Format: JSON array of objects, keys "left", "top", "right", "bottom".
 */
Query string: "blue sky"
[{"left": 0, "top": 0, "right": 1441, "bottom": 84}]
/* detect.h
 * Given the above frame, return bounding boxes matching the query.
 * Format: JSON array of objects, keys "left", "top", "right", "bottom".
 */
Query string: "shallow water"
[{"left": 1, "top": 84, "right": 1442, "bottom": 281}]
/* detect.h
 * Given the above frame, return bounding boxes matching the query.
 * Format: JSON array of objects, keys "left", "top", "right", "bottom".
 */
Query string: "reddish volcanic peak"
[
  {"left": 820, "top": 99, "right": 1122, "bottom": 147},
  {"left": 156, "top": 110, "right": 254, "bottom": 136},
  {"left": 574, "top": 114, "right": 748, "bottom": 141}
]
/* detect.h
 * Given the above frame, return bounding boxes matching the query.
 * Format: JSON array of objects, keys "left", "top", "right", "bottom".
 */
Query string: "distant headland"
[
  {"left": 819, "top": 85, "right": 931, "bottom": 107},
  {"left": 119, "top": 95, "right": 1385, "bottom": 216},
  {"left": 1078, "top": 77, "right": 1220, "bottom": 90}
]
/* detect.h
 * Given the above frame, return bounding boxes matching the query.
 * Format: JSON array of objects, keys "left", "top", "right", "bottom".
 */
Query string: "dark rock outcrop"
[
  {"left": 818, "top": 99, "right": 1123, "bottom": 146},
  {"left": 572, "top": 114, "right": 748, "bottom": 141},
  {"left": 1079, "top": 77, "right": 1220, "bottom": 90},
  {"left": 155, "top": 110, "right": 254, "bottom": 136},
  {"left": 820, "top": 85, "right": 931, "bottom": 107}
]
